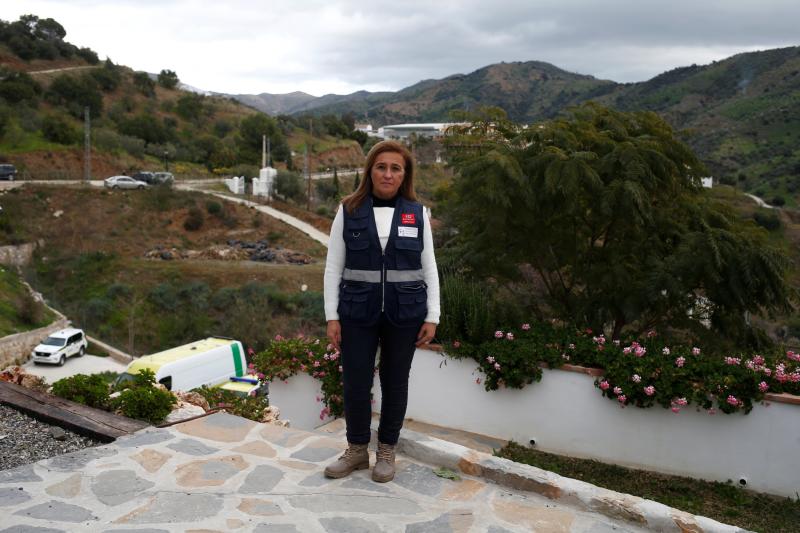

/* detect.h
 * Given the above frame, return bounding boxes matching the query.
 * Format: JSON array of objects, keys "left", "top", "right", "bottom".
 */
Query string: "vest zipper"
[{"left": 381, "top": 257, "right": 386, "bottom": 312}]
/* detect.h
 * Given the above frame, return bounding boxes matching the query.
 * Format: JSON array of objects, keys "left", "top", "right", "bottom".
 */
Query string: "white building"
[{"left": 379, "top": 123, "right": 461, "bottom": 140}]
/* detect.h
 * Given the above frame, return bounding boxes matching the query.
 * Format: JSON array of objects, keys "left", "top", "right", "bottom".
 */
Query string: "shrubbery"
[
  {"left": 51, "top": 373, "right": 110, "bottom": 409},
  {"left": 111, "top": 369, "right": 175, "bottom": 424},
  {"left": 446, "top": 322, "right": 800, "bottom": 414},
  {"left": 252, "top": 336, "right": 343, "bottom": 418},
  {"left": 194, "top": 386, "right": 267, "bottom": 421},
  {"left": 41, "top": 113, "right": 78, "bottom": 144},
  {"left": 183, "top": 206, "right": 204, "bottom": 231}
]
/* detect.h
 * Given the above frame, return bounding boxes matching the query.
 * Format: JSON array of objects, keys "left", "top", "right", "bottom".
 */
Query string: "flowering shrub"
[
  {"left": 251, "top": 335, "right": 344, "bottom": 418},
  {"left": 446, "top": 322, "right": 800, "bottom": 415}
]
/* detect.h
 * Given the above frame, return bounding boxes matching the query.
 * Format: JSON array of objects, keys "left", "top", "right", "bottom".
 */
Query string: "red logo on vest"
[{"left": 401, "top": 213, "right": 416, "bottom": 225}]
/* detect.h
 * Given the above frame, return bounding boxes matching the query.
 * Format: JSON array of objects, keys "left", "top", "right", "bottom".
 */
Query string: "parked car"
[
  {"left": 0, "top": 164, "right": 17, "bottom": 181},
  {"left": 132, "top": 171, "right": 173, "bottom": 186},
  {"left": 131, "top": 171, "right": 155, "bottom": 184},
  {"left": 104, "top": 175, "right": 148, "bottom": 190},
  {"left": 31, "top": 328, "right": 87, "bottom": 366}
]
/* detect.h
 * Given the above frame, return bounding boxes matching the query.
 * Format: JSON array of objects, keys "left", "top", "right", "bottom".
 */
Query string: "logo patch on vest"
[
  {"left": 401, "top": 213, "right": 416, "bottom": 225},
  {"left": 398, "top": 226, "right": 418, "bottom": 238}
]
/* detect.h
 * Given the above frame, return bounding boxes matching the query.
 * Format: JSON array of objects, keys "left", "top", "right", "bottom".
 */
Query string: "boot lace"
[
  {"left": 376, "top": 444, "right": 395, "bottom": 463},
  {"left": 340, "top": 444, "right": 366, "bottom": 460}
]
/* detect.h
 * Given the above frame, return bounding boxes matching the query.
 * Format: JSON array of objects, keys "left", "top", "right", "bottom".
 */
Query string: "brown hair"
[{"left": 342, "top": 140, "right": 416, "bottom": 213}]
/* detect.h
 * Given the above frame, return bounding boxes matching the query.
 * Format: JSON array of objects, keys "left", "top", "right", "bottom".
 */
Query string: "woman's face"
[{"left": 370, "top": 151, "right": 405, "bottom": 200}]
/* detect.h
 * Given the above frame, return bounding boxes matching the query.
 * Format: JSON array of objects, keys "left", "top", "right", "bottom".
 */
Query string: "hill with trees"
[
  {"left": 235, "top": 48, "right": 800, "bottom": 206},
  {"left": 0, "top": 14, "right": 365, "bottom": 180}
]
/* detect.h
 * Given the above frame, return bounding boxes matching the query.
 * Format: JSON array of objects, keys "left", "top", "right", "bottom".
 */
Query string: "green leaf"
[{"left": 433, "top": 467, "right": 461, "bottom": 481}]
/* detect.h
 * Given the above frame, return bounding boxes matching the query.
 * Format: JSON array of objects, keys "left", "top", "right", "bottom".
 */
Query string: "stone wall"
[
  {"left": 0, "top": 317, "right": 70, "bottom": 369},
  {"left": 0, "top": 242, "right": 37, "bottom": 267}
]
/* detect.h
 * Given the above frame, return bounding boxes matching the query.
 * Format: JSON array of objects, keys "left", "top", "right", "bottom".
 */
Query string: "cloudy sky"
[{"left": 4, "top": 0, "right": 799, "bottom": 96}]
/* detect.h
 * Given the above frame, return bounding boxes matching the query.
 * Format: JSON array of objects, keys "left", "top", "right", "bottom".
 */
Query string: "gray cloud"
[{"left": 5, "top": 0, "right": 799, "bottom": 95}]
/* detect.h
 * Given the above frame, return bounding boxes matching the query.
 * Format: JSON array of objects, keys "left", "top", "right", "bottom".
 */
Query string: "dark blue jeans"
[{"left": 340, "top": 314, "right": 420, "bottom": 445}]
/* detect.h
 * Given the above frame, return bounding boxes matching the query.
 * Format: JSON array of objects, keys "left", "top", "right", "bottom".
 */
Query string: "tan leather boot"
[
  {"left": 372, "top": 442, "right": 396, "bottom": 482},
  {"left": 324, "top": 443, "right": 369, "bottom": 479}
]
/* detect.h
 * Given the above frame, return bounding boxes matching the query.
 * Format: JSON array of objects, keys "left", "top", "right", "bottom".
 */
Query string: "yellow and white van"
[{"left": 115, "top": 337, "right": 248, "bottom": 392}]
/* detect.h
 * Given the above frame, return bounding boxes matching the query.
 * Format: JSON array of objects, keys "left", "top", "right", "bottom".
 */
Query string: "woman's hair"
[{"left": 342, "top": 140, "right": 417, "bottom": 213}]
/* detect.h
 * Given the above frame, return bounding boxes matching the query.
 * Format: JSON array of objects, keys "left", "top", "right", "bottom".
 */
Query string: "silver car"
[{"left": 104, "top": 175, "right": 149, "bottom": 190}]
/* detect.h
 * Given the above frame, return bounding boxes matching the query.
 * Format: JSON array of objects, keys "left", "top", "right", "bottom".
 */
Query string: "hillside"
[
  {"left": 0, "top": 185, "right": 327, "bottom": 354},
  {"left": 0, "top": 15, "right": 365, "bottom": 181},
  {"left": 233, "top": 48, "right": 800, "bottom": 205}
]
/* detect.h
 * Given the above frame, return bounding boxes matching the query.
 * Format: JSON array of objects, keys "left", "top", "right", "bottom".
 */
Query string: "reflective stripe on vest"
[{"left": 343, "top": 268, "right": 424, "bottom": 283}]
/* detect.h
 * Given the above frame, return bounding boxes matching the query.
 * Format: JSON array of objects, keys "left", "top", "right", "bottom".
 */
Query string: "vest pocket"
[
  {"left": 338, "top": 283, "right": 371, "bottom": 322},
  {"left": 393, "top": 237, "right": 422, "bottom": 269},
  {"left": 396, "top": 284, "right": 427, "bottom": 322},
  {"left": 346, "top": 239, "right": 369, "bottom": 251}
]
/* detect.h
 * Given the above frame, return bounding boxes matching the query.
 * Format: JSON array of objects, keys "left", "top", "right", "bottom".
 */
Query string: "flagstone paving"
[{"left": 0, "top": 411, "right": 656, "bottom": 532}]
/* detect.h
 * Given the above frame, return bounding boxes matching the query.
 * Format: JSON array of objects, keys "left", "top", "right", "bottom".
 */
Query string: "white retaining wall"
[
  {"left": 268, "top": 373, "right": 334, "bottom": 430},
  {"left": 275, "top": 347, "right": 800, "bottom": 497},
  {"left": 224, "top": 176, "right": 246, "bottom": 194}
]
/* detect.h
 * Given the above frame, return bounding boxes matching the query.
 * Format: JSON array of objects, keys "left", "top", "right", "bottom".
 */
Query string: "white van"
[
  {"left": 31, "top": 328, "right": 87, "bottom": 366},
  {"left": 115, "top": 337, "right": 248, "bottom": 392}
]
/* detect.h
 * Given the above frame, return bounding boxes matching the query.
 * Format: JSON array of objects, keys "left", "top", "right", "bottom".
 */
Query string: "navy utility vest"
[{"left": 338, "top": 196, "right": 427, "bottom": 327}]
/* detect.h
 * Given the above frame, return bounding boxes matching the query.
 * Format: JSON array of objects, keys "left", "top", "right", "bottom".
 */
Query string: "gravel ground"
[{"left": 0, "top": 404, "right": 101, "bottom": 471}]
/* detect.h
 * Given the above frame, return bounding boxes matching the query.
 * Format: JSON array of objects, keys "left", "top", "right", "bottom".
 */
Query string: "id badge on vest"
[{"left": 398, "top": 226, "right": 418, "bottom": 238}]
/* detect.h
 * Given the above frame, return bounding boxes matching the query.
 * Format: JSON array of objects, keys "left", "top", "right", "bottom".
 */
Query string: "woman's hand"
[
  {"left": 416, "top": 322, "right": 437, "bottom": 347},
  {"left": 327, "top": 320, "right": 342, "bottom": 352}
]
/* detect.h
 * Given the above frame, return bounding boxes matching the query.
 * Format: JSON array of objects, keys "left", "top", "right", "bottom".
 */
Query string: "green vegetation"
[
  {"left": 194, "top": 385, "right": 268, "bottom": 421},
  {"left": 442, "top": 104, "right": 795, "bottom": 346},
  {"left": 0, "top": 14, "right": 360, "bottom": 180},
  {"left": 497, "top": 442, "right": 800, "bottom": 533},
  {"left": 0, "top": 266, "right": 55, "bottom": 337},
  {"left": 51, "top": 373, "right": 110, "bottom": 409},
  {"left": 31, "top": 253, "right": 324, "bottom": 355},
  {"left": 111, "top": 369, "right": 175, "bottom": 424}
]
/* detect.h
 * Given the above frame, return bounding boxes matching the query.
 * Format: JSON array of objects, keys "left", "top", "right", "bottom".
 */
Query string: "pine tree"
[{"left": 332, "top": 167, "right": 340, "bottom": 197}]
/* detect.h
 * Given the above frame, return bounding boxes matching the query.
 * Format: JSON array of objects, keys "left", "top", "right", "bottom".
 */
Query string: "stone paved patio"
[{"left": 0, "top": 411, "right": 653, "bottom": 532}]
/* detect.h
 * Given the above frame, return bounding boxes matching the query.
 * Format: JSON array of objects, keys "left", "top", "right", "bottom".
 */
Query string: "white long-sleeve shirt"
[{"left": 324, "top": 203, "right": 441, "bottom": 324}]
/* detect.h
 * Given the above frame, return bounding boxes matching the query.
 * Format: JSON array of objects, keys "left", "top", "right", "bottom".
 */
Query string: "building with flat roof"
[{"left": 378, "top": 123, "right": 462, "bottom": 140}]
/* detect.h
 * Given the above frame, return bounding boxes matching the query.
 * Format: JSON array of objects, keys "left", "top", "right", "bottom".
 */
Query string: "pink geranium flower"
[
  {"left": 643, "top": 385, "right": 655, "bottom": 396},
  {"left": 613, "top": 386, "right": 623, "bottom": 395},
  {"left": 631, "top": 374, "right": 642, "bottom": 383},
  {"left": 494, "top": 330, "right": 504, "bottom": 339},
  {"left": 506, "top": 332, "right": 514, "bottom": 341},
  {"left": 758, "top": 381, "right": 769, "bottom": 392},
  {"left": 599, "top": 380, "right": 610, "bottom": 391},
  {"left": 692, "top": 347, "right": 701, "bottom": 356},
  {"left": 675, "top": 356, "right": 686, "bottom": 368},
  {"left": 521, "top": 323, "right": 531, "bottom": 331}
]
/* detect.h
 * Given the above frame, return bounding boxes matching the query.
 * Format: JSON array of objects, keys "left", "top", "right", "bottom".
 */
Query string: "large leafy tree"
[
  {"left": 237, "top": 113, "right": 289, "bottom": 165},
  {"left": 443, "top": 104, "right": 795, "bottom": 341}
]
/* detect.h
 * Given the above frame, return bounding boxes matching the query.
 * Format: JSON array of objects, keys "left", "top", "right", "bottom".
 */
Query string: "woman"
[{"left": 323, "top": 140, "right": 440, "bottom": 482}]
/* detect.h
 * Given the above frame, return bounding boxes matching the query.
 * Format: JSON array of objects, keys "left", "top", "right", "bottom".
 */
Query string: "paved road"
[
  {"left": 27, "top": 65, "right": 100, "bottom": 76},
  {"left": 22, "top": 354, "right": 127, "bottom": 384},
  {"left": 745, "top": 193, "right": 775, "bottom": 209},
  {"left": 205, "top": 192, "right": 329, "bottom": 246},
  {"left": 1, "top": 179, "right": 329, "bottom": 247}
]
